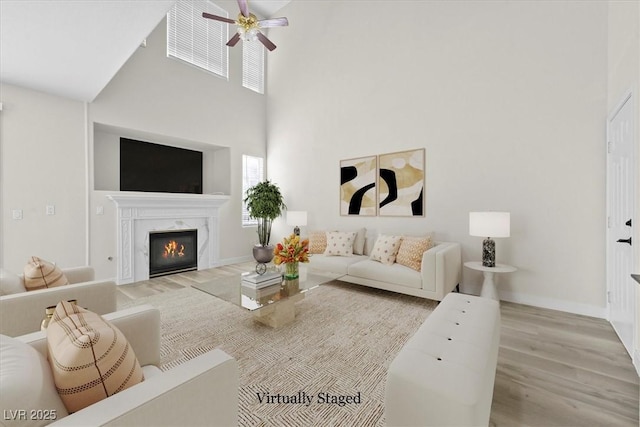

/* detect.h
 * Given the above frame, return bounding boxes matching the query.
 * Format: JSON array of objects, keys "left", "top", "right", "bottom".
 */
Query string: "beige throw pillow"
[
  {"left": 352, "top": 228, "right": 367, "bottom": 255},
  {"left": 324, "top": 231, "right": 356, "bottom": 256},
  {"left": 23, "top": 257, "right": 68, "bottom": 291},
  {"left": 396, "top": 236, "right": 434, "bottom": 271},
  {"left": 370, "top": 235, "right": 403, "bottom": 265},
  {"left": 47, "top": 301, "right": 144, "bottom": 413},
  {"left": 308, "top": 231, "right": 328, "bottom": 254}
]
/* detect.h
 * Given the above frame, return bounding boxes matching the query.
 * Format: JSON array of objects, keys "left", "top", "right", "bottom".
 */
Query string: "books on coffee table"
[{"left": 242, "top": 271, "right": 283, "bottom": 289}]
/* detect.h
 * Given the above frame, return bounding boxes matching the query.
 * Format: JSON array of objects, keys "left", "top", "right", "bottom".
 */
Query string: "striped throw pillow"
[
  {"left": 23, "top": 256, "right": 69, "bottom": 291},
  {"left": 46, "top": 301, "right": 144, "bottom": 413}
]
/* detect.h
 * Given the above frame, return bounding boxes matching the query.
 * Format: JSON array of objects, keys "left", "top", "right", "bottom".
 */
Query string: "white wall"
[
  {"left": 0, "top": 84, "right": 88, "bottom": 271},
  {"left": 267, "top": 0, "right": 609, "bottom": 316},
  {"left": 1, "top": 5, "right": 268, "bottom": 278},
  {"left": 88, "top": 13, "right": 267, "bottom": 279},
  {"left": 607, "top": 0, "right": 640, "bottom": 373}
]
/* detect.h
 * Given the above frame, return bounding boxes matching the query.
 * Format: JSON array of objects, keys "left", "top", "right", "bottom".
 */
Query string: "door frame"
[{"left": 606, "top": 88, "right": 638, "bottom": 372}]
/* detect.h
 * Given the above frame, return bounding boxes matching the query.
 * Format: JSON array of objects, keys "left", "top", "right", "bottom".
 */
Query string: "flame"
[{"left": 162, "top": 240, "right": 185, "bottom": 258}]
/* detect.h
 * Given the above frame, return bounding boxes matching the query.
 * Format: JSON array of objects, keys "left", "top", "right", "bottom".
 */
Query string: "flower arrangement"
[{"left": 273, "top": 234, "right": 310, "bottom": 265}]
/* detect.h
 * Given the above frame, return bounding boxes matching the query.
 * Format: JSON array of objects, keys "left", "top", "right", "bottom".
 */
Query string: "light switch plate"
[
  {"left": 12, "top": 209, "right": 23, "bottom": 220},
  {"left": 46, "top": 205, "right": 55, "bottom": 215}
]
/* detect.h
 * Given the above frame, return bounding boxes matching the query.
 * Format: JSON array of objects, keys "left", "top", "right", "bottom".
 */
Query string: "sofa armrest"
[
  {"left": 0, "top": 280, "right": 117, "bottom": 337},
  {"left": 421, "top": 242, "right": 461, "bottom": 300},
  {"left": 19, "top": 305, "right": 160, "bottom": 368},
  {"left": 48, "top": 350, "right": 238, "bottom": 427},
  {"left": 61, "top": 266, "right": 95, "bottom": 284}
]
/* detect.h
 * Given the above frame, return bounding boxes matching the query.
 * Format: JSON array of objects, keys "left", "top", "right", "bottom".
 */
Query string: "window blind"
[
  {"left": 167, "top": 0, "right": 228, "bottom": 79},
  {"left": 242, "top": 155, "right": 264, "bottom": 225},
  {"left": 243, "top": 40, "right": 265, "bottom": 94}
]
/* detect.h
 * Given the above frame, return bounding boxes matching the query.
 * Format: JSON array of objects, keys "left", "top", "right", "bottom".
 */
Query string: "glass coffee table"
[{"left": 192, "top": 267, "right": 343, "bottom": 328}]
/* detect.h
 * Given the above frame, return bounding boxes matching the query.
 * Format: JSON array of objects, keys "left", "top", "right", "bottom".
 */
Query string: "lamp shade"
[
  {"left": 286, "top": 211, "right": 307, "bottom": 226},
  {"left": 469, "top": 212, "right": 510, "bottom": 238}
]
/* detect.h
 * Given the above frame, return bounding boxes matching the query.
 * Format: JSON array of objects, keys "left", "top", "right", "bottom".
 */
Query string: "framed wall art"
[
  {"left": 378, "top": 148, "right": 425, "bottom": 217},
  {"left": 340, "top": 156, "right": 377, "bottom": 216}
]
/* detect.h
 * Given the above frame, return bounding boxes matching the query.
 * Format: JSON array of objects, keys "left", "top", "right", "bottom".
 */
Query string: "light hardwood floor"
[{"left": 118, "top": 263, "right": 639, "bottom": 426}]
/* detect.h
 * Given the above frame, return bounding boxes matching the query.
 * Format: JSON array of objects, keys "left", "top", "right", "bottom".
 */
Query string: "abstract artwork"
[
  {"left": 340, "top": 156, "right": 377, "bottom": 216},
  {"left": 378, "top": 149, "right": 425, "bottom": 217}
]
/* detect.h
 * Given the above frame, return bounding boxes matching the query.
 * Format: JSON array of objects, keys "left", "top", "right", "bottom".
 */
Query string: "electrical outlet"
[
  {"left": 96, "top": 205, "right": 104, "bottom": 215},
  {"left": 46, "top": 205, "right": 55, "bottom": 215},
  {"left": 12, "top": 209, "right": 23, "bottom": 220}
]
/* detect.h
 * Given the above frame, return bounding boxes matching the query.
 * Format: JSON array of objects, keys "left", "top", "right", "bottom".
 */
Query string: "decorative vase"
[
  {"left": 253, "top": 244, "right": 275, "bottom": 264},
  {"left": 284, "top": 261, "right": 299, "bottom": 280}
]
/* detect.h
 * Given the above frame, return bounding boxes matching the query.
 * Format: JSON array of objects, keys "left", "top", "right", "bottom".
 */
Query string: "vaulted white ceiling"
[{"left": 0, "top": 0, "right": 291, "bottom": 102}]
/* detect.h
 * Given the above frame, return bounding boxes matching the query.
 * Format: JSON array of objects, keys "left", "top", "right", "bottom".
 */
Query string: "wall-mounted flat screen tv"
[{"left": 120, "top": 138, "right": 203, "bottom": 194}]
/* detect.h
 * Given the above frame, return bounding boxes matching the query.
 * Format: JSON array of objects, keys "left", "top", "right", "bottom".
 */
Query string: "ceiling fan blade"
[
  {"left": 256, "top": 32, "right": 277, "bottom": 51},
  {"left": 226, "top": 33, "right": 241, "bottom": 47},
  {"left": 258, "top": 17, "right": 289, "bottom": 28},
  {"left": 237, "top": 0, "right": 249, "bottom": 17},
  {"left": 202, "top": 12, "right": 236, "bottom": 24}
]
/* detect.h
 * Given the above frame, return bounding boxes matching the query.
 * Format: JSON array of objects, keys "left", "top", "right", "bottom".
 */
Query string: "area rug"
[{"left": 120, "top": 280, "right": 436, "bottom": 426}]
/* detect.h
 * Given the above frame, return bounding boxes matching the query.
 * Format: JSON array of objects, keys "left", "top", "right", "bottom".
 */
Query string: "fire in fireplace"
[{"left": 149, "top": 229, "right": 197, "bottom": 277}]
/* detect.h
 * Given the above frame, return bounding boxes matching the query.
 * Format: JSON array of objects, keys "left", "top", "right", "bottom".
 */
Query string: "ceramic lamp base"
[{"left": 482, "top": 238, "right": 496, "bottom": 267}]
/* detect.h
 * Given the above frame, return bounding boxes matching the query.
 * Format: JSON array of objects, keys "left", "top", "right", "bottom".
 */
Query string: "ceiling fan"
[{"left": 202, "top": 0, "right": 289, "bottom": 51}]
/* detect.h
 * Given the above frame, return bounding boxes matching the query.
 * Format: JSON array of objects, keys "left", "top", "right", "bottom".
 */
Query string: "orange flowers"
[{"left": 273, "top": 234, "right": 310, "bottom": 265}]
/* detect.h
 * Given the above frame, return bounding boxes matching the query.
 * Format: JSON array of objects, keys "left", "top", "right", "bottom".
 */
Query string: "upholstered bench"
[{"left": 385, "top": 292, "right": 501, "bottom": 426}]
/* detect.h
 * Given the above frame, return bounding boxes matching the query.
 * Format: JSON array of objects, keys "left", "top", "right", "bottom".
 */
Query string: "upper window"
[
  {"left": 167, "top": 1, "right": 229, "bottom": 79},
  {"left": 243, "top": 40, "right": 265, "bottom": 94},
  {"left": 242, "top": 155, "right": 264, "bottom": 226}
]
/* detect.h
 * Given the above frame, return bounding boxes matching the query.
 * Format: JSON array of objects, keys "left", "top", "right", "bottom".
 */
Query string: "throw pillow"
[
  {"left": 352, "top": 228, "right": 367, "bottom": 255},
  {"left": 47, "top": 301, "right": 144, "bottom": 413},
  {"left": 0, "top": 269, "right": 26, "bottom": 295},
  {"left": 324, "top": 231, "right": 356, "bottom": 257},
  {"left": 396, "top": 236, "right": 434, "bottom": 271},
  {"left": 23, "top": 257, "right": 69, "bottom": 291},
  {"left": 0, "top": 334, "right": 69, "bottom": 427},
  {"left": 308, "top": 231, "right": 328, "bottom": 254},
  {"left": 370, "top": 235, "right": 403, "bottom": 265}
]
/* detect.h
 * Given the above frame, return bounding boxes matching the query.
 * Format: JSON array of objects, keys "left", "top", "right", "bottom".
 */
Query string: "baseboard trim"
[{"left": 498, "top": 290, "right": 607, "bottom": 319}]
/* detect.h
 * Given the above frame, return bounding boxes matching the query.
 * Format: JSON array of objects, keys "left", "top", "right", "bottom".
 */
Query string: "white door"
[{"left": 606, "top": 92, "right": 636, "bottom": 358}]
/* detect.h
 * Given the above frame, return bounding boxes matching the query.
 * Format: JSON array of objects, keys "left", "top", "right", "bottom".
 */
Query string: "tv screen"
[{"left": 120, "top": 138, "right": 203, "bottom": 194}]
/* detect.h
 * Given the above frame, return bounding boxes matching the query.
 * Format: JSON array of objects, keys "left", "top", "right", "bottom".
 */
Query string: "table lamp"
[
  {"left": 469, "top": 212, "right": 510, "bottom": 267},
  {"left": 287, "top": 211, "right": 307, "bottom": 236}
]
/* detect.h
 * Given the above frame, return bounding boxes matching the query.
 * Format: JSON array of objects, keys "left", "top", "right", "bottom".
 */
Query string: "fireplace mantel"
[{"left": 107, "top": 193, "right": 230, "bottom": 284}]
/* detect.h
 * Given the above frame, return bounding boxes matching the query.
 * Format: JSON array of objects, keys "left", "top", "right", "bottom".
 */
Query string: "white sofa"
[
  {"left": 308, "top": 234, "right": 461, "bottom": 301},
  {"left": 385, "top": 292, "right": 501, "bottom": 426},
  {"left": 1, "top": 304, "right": 238, "bottom": 426},
  {"left": 0, "top": 266, "right": 117, "bottom": 337}
]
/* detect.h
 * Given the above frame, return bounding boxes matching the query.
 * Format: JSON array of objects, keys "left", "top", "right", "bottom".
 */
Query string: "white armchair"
[
  {"left": 4, "top": 305, "right": 238, "bottom": 426},
  {"left": 0, "top": 267, "right": 117, "bottom": 337}
]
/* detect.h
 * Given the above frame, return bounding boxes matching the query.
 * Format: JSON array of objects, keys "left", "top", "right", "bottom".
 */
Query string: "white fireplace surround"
[{"left": 107, "top": 193, "right": 229, "bottom": 285}]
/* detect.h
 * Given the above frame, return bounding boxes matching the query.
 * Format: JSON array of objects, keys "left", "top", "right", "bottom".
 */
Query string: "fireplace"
[{"left": 149, "top": 229, "right": 198, "bottom": 278}]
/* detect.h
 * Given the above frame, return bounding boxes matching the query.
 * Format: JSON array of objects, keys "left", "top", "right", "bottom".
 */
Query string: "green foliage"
[{"left": 244, "top": 180, "right": 286, "bottom": 246}]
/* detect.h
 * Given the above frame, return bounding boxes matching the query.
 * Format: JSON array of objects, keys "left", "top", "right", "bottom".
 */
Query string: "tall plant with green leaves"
[{"left": 244, "top": 180, "right": 287, "bottom": 246}]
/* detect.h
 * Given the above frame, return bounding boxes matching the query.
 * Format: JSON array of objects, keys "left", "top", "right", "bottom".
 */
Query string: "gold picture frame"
[
  {"left": 340, "top": 156, "right": 377, "bottom": 216},
  {"left": 378, "top": 148, "right": 425, "bottom": 217}
]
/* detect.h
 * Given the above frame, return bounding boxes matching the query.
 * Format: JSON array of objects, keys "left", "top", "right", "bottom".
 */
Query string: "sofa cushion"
[
  {"left": 0, "top": 334, "right": 69, "bottom": 427},
  {"left": 324, "top": 231, "right": 356, "bottom": 256},
  {"left": 396, "top": 236, "right": 433, "bottom": 271},
  {"left": 348, "top": 259, "right": 422, "bottom": 289},
  {"left": 0, "top": 269, "right": 26, "bottom": 295},
  {"left": 23, "top": 257, "right": 69, "bottom": 291},
  {"left": 47, "top": 301, "right": 144, "bottom": 413},
  {"left": 308, "top": 231, "right": 327, "bottom": 254},
  {"left": 309, "top": 254, "right": 366, "bottom": 275},
  {"left": 370, "top": 235, "right": 403, "bottom": 265}
]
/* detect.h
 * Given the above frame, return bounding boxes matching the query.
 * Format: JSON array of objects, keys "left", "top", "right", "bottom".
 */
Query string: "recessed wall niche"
[{"left": 93, "top": 123, "right": 230, "bottom": 195}]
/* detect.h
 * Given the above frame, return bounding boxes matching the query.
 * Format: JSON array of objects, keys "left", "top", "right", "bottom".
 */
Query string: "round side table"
[{"left": 464, "top": 261, "right": 517, "bottom": 301}]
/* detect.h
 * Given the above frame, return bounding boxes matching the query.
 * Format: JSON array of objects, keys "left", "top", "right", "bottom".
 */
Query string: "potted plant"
[{"left": 244, "top": 180, "right": 287, "bottom": 263}]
